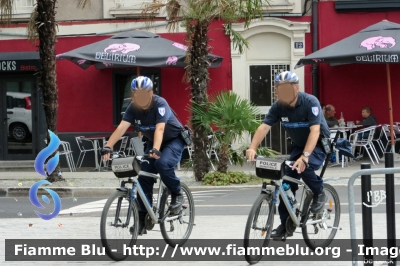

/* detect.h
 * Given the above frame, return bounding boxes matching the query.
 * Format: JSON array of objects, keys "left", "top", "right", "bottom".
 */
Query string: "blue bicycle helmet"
[
  {"left": 275, "top": 71, "right": 299, "bottom": 85},
  {"left": 131, "top": 76, "right": 153, "bottom": 91}
]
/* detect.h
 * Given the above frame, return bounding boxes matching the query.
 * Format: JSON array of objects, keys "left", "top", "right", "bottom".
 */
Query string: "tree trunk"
[
  {"left": 187, "top": 20, "right": 211, "bottom": 181},
  {"left": 217, "top": 142, "right": 229, "bottom": 173},
  {"left": 37, "top": 0, "right": 64, "bottom": 182}
]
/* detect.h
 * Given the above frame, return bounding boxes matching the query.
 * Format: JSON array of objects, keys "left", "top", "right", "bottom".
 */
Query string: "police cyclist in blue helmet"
[
  {"left": 101, "top": 76, "right": 186, "bottom": 236},
  {"left": 246, "top": 71, "right": 331, "bottom": 240}
]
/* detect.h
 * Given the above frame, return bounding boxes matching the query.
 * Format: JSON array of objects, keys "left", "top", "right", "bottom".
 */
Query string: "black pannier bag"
[
  {"left": 111, "top": 156, "right": 141, "bottom": 178},
  {"left": 255, "top": 157, "right": 286, "bottom": 180}
]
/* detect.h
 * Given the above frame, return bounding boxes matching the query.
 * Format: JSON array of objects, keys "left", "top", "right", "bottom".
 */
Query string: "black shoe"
[
  {"left": 310, "top": 190, "right": 327, "bottom": 213},
  {"left": 271, "top": 224, "right": 293, "bottom": 239},
  {"left": 169, "top": 191, "right": 184, "bottom": 213},
  {"left": 130, "top": 212, "right": 147, "bottom": 235}
]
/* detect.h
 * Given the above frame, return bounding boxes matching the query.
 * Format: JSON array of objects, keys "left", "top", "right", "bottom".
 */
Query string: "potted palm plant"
[{"left": 191, "top": 91, "right": 277, "bottom": 174}]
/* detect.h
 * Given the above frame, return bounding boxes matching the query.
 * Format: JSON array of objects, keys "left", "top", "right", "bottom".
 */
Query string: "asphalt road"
[{"left": 1, "top": 185, "right": 400, "bottom": 219}]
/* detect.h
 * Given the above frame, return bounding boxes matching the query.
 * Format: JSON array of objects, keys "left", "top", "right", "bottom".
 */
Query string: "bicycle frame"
[
  {"left": 265, "top": 130, "right": 341, "bottom": 228},
  {"left": 267, "top": 176, "right": 313, "bottom": 228},
  {"left": 116, "top": 170, "right": 180, "bottom": 226}
]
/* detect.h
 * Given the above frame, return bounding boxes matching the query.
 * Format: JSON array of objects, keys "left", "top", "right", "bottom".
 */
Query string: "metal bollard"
[
  {"left": 385, "top": 152, "right": 396, "bottom": 264},
  {"left": 361, "top": 163, "right": 373, "bottom": 265}
]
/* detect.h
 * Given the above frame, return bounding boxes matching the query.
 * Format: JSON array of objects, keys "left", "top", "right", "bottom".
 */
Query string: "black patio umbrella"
[
  {"left": 56, "top": 30, "right": 223, "bottom": 73},
  {"left": 295, "top": 20, "right": 400, "bottom": 152}
]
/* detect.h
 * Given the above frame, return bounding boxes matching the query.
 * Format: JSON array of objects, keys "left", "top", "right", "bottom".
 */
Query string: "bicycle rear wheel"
[
  {"left": 100, "top": 190, "right": 139, "bottom": 261},
  {"left": 159, "top": 182, "right": 195, "bottom": 247},
  {"left": 244, "top": 192, "right": 274, "bottom": 264},
  {"left": 302, "top": 183, "right": 341, "bottom": 250}
]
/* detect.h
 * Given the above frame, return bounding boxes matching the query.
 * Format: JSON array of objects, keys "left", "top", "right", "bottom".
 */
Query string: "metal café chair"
[
  {"left": 382, "top": 124, "right": 400, "bottom": 153},
  {"left": 349, "top": 126, "right": 379, "bottom": 165},
  {"left": 187, "top": 144, "right": 194, "bottom": 160},
  {"left": 75, "top": 136, "right": 96, "bottom": 168},
  {"left": 207, "top": 134, "right": 219, "bottom": 171},
  {"left": 371, "top": 124, "right": 385, "bottom": 156},
  {"left": 44, "top": 138, "right": 76, "bottom": 172},
  {"left": 59, "top": 141, "right": 76, "bottom": 172}
]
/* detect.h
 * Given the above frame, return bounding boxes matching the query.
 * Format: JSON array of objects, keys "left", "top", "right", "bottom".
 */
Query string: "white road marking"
[
  {"left": 60, "top": 190, "right": 236, "bottom": 214},
  {"left": 191, "top": 190, "right": 236, "bottom": 194}
]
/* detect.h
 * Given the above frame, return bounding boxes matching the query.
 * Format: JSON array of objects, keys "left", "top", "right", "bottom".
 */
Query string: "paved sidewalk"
[{"left": 1, "top": 213, "right": 398, "bottom": 265}]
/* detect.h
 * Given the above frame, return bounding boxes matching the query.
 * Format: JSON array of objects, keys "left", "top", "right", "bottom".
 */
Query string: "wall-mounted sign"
[
  {"left": 294, "top": 42, "right": 304, "bottom": 49},
  {"left": 0, "top": 60, "right": 39, "bottom": 72},
  {"left": 0, "top": 52, "right": 40, "bottom": 72},
  {"left": 0, "top": 60, "right": 39, "bottom": 73}
]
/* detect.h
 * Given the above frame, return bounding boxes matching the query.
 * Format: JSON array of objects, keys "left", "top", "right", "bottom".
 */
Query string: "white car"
[{"left": 6, "top": 92, "right": 32, "bottom": 141}]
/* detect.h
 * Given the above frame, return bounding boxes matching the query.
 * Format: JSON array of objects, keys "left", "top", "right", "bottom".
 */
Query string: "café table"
[
  {"left": 79, "top": 135, "right": 110, "bottom": 171},
  {"left": 332, "top": 125, "right": 363, "bottom": 139}
]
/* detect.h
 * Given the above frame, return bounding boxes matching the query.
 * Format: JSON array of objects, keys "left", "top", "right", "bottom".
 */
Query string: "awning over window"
[{"left": 0, "top": 52, "right": 39, "bottom": 72}]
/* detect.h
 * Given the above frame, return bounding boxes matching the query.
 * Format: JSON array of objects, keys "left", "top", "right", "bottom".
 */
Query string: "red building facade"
[{"left": 314, "top": 1, "right": 400, "bottom": 124}]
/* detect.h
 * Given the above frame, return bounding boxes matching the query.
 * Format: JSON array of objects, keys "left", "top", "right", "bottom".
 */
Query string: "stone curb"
[{"left": 0, "top": 187, "right": 116, "bottom": 198}]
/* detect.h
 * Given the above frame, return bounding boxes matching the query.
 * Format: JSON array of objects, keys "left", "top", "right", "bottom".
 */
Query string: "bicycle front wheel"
[
  {"left": 159, "top": 182, "right": 195, "bottom": 247},
  {"left": 302, "top": 183, "right": 341, "bottom": 250},
  {"left": 244, "top": 192, "right": 274, "bottom": 265},
  {"left": 100, "top": 190, "right": 139, "bottom": 261}
]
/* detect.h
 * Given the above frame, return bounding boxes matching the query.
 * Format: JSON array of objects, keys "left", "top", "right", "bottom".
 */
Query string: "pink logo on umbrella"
[
  {"left": 166, "top": 56, "right": 178, "bottom": 65},
  {"left": 360, "top": 36, "right": 396, "bottom": 50},
  {"left": 172, "top": 43, "right": 188, "bottom": 51},
  {"left": 104, "top": 43, "right": 140, "bottom": 54},
  {"left": 103, "top": 62, "right": 113, "bottom": 67},
  {"left": 312, "top": 59, "right": 323, "bottom": 63},
  {"left": 77, "top": 59, "right": 86, "bottom": 65}
]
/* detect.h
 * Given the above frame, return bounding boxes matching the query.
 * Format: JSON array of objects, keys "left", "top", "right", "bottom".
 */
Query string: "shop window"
[
  {"left": 113, "top": 70, "right": 161, "bottom": 126},
  {"left": 6, "top": 81, "right": 32, "bottom": 93}
]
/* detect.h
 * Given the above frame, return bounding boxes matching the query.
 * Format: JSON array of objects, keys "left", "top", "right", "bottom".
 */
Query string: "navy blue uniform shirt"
[
  {"left": 263, "top": 92, "right": 330, "bottom": 148},
  {"left": 122, "top": 95, "right": 182, "bottom": 143}
]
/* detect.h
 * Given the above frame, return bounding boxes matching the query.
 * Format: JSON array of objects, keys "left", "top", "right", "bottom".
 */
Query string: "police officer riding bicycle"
[
  {"left": 246, "top": 71, "right": 331, "bottom": 240},
  {"left": 101, "top": 76, "right": 186, "bottom": 236}
]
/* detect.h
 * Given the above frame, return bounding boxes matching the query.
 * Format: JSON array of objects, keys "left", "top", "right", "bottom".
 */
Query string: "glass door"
[{"left": 1, "top": 76, "right": 37, "bottom": 160}]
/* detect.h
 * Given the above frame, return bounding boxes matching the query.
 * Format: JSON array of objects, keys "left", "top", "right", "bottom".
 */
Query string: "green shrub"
[{"left": 202, "top": 171, "right": 253, "bottom": 186}]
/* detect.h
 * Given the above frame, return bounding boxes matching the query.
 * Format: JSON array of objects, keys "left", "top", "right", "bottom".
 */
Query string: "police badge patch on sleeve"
[
  {"left": 158, "top": 107, "right": 166, "bottom": 116},
  {"left": 311, "top": 107, "right": 319, "bottom": 116}
]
